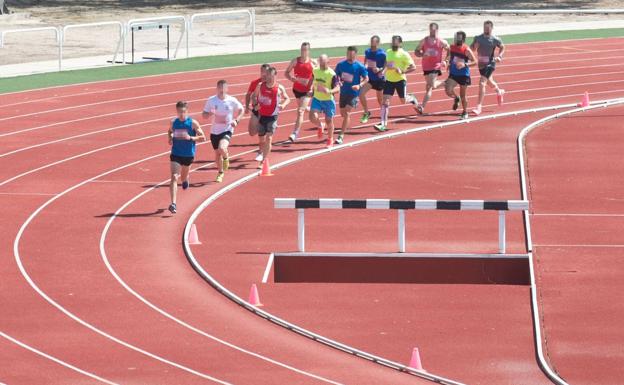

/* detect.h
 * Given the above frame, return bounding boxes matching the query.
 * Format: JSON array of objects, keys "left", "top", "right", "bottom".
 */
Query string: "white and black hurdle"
[{"left": 274, "top": 198, "right": 529, "bottom": 256}]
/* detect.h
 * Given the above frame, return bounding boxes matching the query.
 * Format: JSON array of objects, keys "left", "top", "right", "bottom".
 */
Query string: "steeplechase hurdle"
[{"left": 274, "top": 198, "right": 529, "bottom": 255}]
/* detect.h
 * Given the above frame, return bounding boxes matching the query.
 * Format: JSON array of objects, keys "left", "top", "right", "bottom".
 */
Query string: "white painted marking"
[
  {"left": 0, "top": 192, "right": 57, "bottom": 196},
  {"left": 273, "top": 252, "right": 529, "bottom": 259},
  {"left": 0, "top": 330, "right": 119, "bottom": 384},
  {"left": 532, "top": 213, "right": 624, "bottom": 217},
  {"left": 534, "top": 244, "right": 624, "bottom": 248},
  {"left": 262, "top": 253, "right": 275, "bottom": 284}
]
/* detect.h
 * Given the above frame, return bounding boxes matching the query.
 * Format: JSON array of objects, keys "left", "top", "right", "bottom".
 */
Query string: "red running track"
[{"left": 0, "top": 37, "right": 623, "bottom": 384}]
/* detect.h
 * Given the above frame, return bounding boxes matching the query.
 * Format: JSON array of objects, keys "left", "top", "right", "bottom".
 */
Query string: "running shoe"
[
  {"left": 326, "top": 138, "right": 333, "bottom": 148},
  {"left": 254, "top": 152, "right": 263, "bottom": 162},
  {"left": 182, "top": 181, "right": 189, "bottom": 190},
  {"left": 472, "top": 104, "right": 482, "bottom": 116},
  {"left": 288, "top": 132, "right": 298, "bottom": 142},
  {"left": 216, "top": 172, "right": 224, "bottom": 183},
  {"left": 497, "top": 89, "right": 505, "bottom": 106},
  {"left": 452, "top": 96, "right": 460, "bottom": 111},
  {"left": 168, "top": 203, "right": 177, "bottom": 214},
  {"left": 223, "top": 157, "right": 230, "bottom": 171},
  {"left": 360, "top": 111, "right": 371, "bottom": 123},
  {"left": 335, "top": 135, "right": 344, "bottom": 145},
  {"left": 415, "top": 105, "right": 424, "bottom": 115},
  {"left": 374, "top": 123, "right": 387, "bottom": 132},
  {"left": 407, "top": 93, "right": 419, "bottom": 106},
  {"left": 460, "top": 111, "right": 469, "bottom": 120}
]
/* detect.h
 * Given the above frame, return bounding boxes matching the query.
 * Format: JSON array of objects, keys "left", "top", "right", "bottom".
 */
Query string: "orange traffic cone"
[
  {"left": 189, "top": 223, "right": 202, "bottom": 245},
  {"left": 408, "top": 347, "right": 425, "bottom": 371},
  {"left": 577, "top": 91, "right": 590, "bottom": 107},
  {"left": 260, "top": 159, "right": 273, "bottom": 176},
  {"left": 248, "top": 284, "right": 263, "bottom": 306}
]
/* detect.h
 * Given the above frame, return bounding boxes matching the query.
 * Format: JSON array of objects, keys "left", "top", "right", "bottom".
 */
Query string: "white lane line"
[
  {"left": 13, "top": 157, "right": 233, "bottom": 384},
  {"left": 1, "top": 40, "right": 621, "bottom": 109},
  {"left": 90, "top": 180, "right": 162, "bottom": 185},
  {"left": 3, "top": 69, "right": 624, "bottom": 161},
  {"left": 534, "top": 244, "right": 624, "bottom": 248},
  {"left": 0, "top": 192, "right": 57, "bottom": 196},
  {"left": 262, "top": 253, "right": 275, "bottom": 284},
  {"left": 99, "top": 146, "right": 343, "bottom": 385},
  {"left": 2, "top": 57, "right": 624, "bottom": 139},
  {"left": 3, "top": 87, "right": 624, "bottom": 189},
  {"left": 532, "top": 213, "right": 624, "bottom": 217},
  {"left": 0, "top": 330, "right": 119, "bottom": 385}
]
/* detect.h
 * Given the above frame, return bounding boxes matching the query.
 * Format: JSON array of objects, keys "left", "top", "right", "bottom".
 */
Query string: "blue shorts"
[{"left": 310, "top": 98, "right": 336, "bottom": 117}]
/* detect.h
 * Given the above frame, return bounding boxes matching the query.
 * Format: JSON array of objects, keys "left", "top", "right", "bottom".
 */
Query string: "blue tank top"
[
  {"left": 171, "top": 117, "right": 196, "bottom": 157},
  {"left": 449, "top": 44, "right": 470, "bottom": 78}
]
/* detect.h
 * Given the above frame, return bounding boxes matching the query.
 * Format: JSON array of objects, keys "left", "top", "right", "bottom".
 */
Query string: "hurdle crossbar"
[{"left": 274, "top": 198, "right": 529, "bottom": 254}]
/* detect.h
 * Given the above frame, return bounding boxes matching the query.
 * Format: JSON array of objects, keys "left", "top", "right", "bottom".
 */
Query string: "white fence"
[{"left": 0, "top": 9, "right": 255, "bottom": 73}]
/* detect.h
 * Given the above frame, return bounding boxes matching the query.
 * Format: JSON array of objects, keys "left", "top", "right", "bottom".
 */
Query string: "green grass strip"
[{"left": 0, "top": 27, "right": 622, "bottom": 94}]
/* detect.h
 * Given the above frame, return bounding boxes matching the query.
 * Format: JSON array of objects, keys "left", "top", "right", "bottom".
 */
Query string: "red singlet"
[
  {"left": 258, "top": 82, "right": 279, "bottom": 117},
  {"left": 293, "top": 57, "right": 314, "bottom": 93}
]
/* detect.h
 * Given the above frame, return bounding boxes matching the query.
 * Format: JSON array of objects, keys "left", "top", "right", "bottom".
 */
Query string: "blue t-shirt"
[
  {"left": 364, "top": 48, "right": 386, "bottom": 82},
  {"left": 171, "top": 117, "right": 196, "bottom": 157},
  {"left": 335, "top": 59, "right": 368, "bottom": 96},
  {"left": 449, "top": 44, "right": 470, "bottom": 78}
]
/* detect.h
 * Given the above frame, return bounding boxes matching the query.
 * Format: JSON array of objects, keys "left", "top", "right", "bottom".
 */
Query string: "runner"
[
  {"left": 412, "top": 22, "right": 450, "bottom": 115},
  {"left": 245, "top": 63, "right": 270, "bottom": 162},
  {"left": 471, "top": 20, "right": 506, "bottom": 116},
  {"left": 309, "top": 54, "right": 340, "bottom": 148},
  {"left": 359, "top": 35, "right": 386, "bottom": 124},
  {"left": 444, "top": 31, "right": 477, "bottom": 120},
  {"left": 202, "top": 80, "right": 244, "bottom": 183},
  {"left": 167, "top": 101, "right": 205, "bottom": 214},
  {"left": 374, "top": 35, "right": 416, "bottom": 132},
  {"left": 253, "top": 66, "right": 291, "bottom": 168},
  {"left": 284, "top": 42, "right": 317, "bottom": 142},
  {"left": 334, "top": 46, "right": 368, "bottom": 145}
]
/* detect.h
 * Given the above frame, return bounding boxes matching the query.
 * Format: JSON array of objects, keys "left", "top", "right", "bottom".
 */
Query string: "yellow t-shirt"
[
  {"left": 312, "top": 67, "right": 337, "bottom": 101},
  {"left": 385, "top": 48, "right": 414, "bottom": 82}
]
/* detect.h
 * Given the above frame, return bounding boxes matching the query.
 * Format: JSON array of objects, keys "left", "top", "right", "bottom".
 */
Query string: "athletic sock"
[{"left": 381, "top": 105, "right": 388, "bottom": 125}]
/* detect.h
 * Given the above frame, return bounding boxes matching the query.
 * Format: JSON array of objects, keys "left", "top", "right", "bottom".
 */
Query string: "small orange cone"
[
  {"left": 578, "top": 91, "right": 590, "bottom": 107},
  {"left": 260, "top": 159, "right": 273, "bottom": 177},
  {"left": 408, "top": 347, "right": 424, "bottom": 371},
  {"left": 189, "top": 223, "right": 202, "bottom": 245},
  {"left": 248, "top": 284, "right": 263, "bottom": 306}
]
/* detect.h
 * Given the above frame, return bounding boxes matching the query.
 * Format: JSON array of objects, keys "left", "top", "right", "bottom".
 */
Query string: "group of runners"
[{"left": 166, "top": 21, "right": 506, "bottom": 213}]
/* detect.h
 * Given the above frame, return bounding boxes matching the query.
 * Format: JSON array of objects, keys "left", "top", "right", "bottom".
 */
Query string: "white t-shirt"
[{"left": 203, "top": 95, "right": 243, "bottom": 135}]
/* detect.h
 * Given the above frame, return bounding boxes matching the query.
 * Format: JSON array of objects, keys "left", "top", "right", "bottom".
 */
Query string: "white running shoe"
[{"left": 254, "top": 152, "right": 263, "bottom": 162}]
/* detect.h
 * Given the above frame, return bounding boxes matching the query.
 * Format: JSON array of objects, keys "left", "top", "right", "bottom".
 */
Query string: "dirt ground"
[{"left": 1, "top": 0, "right": 624, "bottom": 69}]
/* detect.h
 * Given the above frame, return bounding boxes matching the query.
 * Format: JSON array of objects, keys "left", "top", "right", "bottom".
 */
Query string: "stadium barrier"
[
  {"left": 189, "top": 9, "right": 255, "bottom": 56},
  {"left": 0, "top": 27, "right": 62, "bottom": 71},
  {"left": 62, "top": 21, "right": 125, "bottom": 68},
  {"left": 274, "top": 198, "right": 529, "bottom": 254}
]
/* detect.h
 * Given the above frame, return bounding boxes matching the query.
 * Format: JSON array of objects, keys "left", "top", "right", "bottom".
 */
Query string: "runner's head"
[
  {"left": 175, "top": 101, "right": 188, "bottom": 120},
  {"left": 346, "top": 46, "right": 358, "bottom": 62},
  {"left": 216, "top": 79, "right": 228, "bottom": 98},
  {"left": 454, "top": 31, "right": 466, "bottom": 46},
  {"left": 265, "top": 66, "right": 277, "bottom": 85},
  {"left": 484, "top": 20, "right": 494, "bottom": 35},
  {"left": 318, "top": 54, "right": 329, "bottom": 70},
  {"left": 391, "top": 35, "right": 403, "bottom": 51},
  {"left": 429, "top": 23, "right": 439, "bottom": 38},
  {"left": 260, "top": 63, "right": 270, "bottom": 81},
  {"left": 300, "top": 42, "right": 311, "bottom": 59},
  {"left": 370, "top": 35, "right": 380, "bottom": 50}
]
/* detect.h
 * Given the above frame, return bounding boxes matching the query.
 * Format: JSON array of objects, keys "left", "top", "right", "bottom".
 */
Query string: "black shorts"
[
  {"left": 383, "top": 80, "right": 407, "bottom": 99},
  {"left": 339, "top": 93, "right": 359, "bottom": 109},
  {"left": 369, "top": 79, "right": 386, "bottom": 91},
  {"left": 293, "top": 88, "right": 312, "bottom": 99},
  {"left": 170, "top": 154, "right": 194, "bottom": 166},
  {"left": 258, "top": 115, "right": 278, "bottom": 136},
  {"left": 448, "top": 74, "right": 472, "bottom": 86},
  {"left": 479, "top": 64, "right": 496, "bottom": 79},
  {"left": 210, "top": 131, "right": 232, "bottom": 150},
  {"left": 424, "top": 70, "right": 442, "bottom": 76}
]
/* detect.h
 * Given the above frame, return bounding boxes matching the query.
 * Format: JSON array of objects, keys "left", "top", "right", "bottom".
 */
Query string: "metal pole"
[
  {"left": 398, "top": 209, "right": 406, "bottom": 253},
  {"left": 251, "top": 8, "right": 255, "bottom": 52},
  {"left": 185, "top": 17, "right": 190, "bottom": 58},
  {"left": 58, "top": 28, "right": 63, "bottom": 71},
  {"left": 498, "top": 210, "right": 506, "bottom": 254},
  {"left": 297, "top": 209, "right": 305, "bottom": 252},
  {"left": 166, "top": 25, "right": 170, "bottom": 60},
  {"left": 131, "top": 27, "right": 135, "bottom": 64}
]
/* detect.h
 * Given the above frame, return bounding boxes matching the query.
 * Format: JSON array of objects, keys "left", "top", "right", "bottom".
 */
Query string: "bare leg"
[
  {"left": 169, "top": 161, "right": 180, "bottom": 205},
  {"left": 460, "top": 85, "right": 468, "bottom": 113},
  {"left": 292, "top": 97, "right": 309, "bottom": 136},
  {"left": 325, "top": 115, "right": 334, "bottom": 142},
  {"left": 359, "top": 83, "right": 372, "bottom": 113},
  {"left": 477, "top": 76, "right": 488, "bottom": 106},
  {"left": 309, "top": 109, "right": 321, "bottom": 127},
  {"left": 340, "top": 106, "right": 352, "bottom": 136}
]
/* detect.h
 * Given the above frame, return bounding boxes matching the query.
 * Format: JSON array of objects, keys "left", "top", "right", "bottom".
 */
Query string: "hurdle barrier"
[{"left": 274, "top": 198, "right": 529, "bottom": 254}]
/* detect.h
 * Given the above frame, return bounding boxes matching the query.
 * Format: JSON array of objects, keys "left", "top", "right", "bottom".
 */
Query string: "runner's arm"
[
  {"left": 496, "top": 42, "right": 506, "bottom": 62},
  {"left": 202, "top": 99, "right": 213, "bottom": 120},
  {"left": 414, "top": 38, "right": 425, "bottom": 57},
  {"left": 404, "top": 62, "right": 417, "bottom": 74},
  {"left": 232, "top": 104, "right": 245, "bottom": 127},
  {"left": 278, "top": 84, "right": 291, "bottom": 110},
  {"left": 284, "top": 58, "right": 297, "bottom": 83},
  {"left": 167, "top": 120, "right": 174, "bottom": 145},
  {"left": 191, "top": 120, "right": 206, "bottom": 142},
  {"left": 465, "top": 47, "right": 478, "bottom": 67},
  {"left": 244, "top": 91, "right": 252, "bottom": 113},
  {"left": 330, "top": 75, "right": 340, "bottom": 94}
]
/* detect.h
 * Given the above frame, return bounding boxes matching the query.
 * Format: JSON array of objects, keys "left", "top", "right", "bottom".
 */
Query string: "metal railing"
[
  {"left": 1, "top": 27, "right": 62, "bottom": 71},
  {"left": 62, "top": 21, "right": 125, "bottom": 69},
  {"left": 275, "top": 198, "right": 530, "bottom": 254},
  {"left": 189, "top": 9, "right": 255, "bottom": 56}
]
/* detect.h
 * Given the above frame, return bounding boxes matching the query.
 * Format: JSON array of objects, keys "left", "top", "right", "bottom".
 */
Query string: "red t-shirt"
[
  {"left": 293, "top": 58, "right": 314, "bottom": 93},
  {"left": 257, "top": 83, "right": 279, "bottom": 117}
]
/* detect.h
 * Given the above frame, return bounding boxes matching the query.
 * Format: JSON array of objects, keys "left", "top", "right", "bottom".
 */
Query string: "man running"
[
  {"left": 413, "top": 23, "right": 450, "bottom": 115},
  {"left": 334, "top": 46, "right": 368, "bottom": 145},
  {"left": 202, "top": 80, "right": 244, "bottom": 183},
  {"left": 245, "top": 63, "right": 270, "bottom": 162},
  {"left": 168, "top": 101, "right": 205, "bottom": 214},
  {"left": 253, "top": 66, "right": 291, "bottom": 168},
  {"left": 471, "top": 20, "right": 506, "bottom": 116},
  {"left": 359, "top": 35, "right": 386, "bottom": 124},
  {"left": 310, "top": 54, "right": 340, "bottom": 147},
  {"left": 284, "top": 42, "right": 317, "bottom": 142},
  {"left": 374, "top": 35, "right": 416, "bottom": 132},
  {"left": 444, "top": 31, "right": 477, "bottom": 120}
]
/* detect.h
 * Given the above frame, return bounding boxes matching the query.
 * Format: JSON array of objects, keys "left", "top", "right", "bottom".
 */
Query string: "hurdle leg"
[
  {"left": 398, "top": 209, "right": 406, "bottom": 253},
  {"left": 498, "top": 210, "right": 506, "bottom": 254},
  {"left": 298, "top": 209, "right": 305, "bottom": 252}
]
